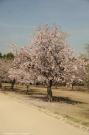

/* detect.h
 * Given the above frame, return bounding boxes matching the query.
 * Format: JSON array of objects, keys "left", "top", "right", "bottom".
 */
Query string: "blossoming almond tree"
[
  {"left": 30, "top": 25, "right": 74, "bottom": 101},
  {"left": 9, "top": 25, "right": 87, "bottom": 101},
  {"left": 9, "top": 26, "right": 73, "bottom": 100},
  {"left": 8, "top": 46, "right": 36, "bottom": 91},
  {"left": 64, "top": 56, "right": 87, "bottom": 89}
]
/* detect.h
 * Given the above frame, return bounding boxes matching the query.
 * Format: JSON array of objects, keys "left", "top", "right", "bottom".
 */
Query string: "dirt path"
[{"left": 0, "top": 92, "right": 88, "bottom": 135}]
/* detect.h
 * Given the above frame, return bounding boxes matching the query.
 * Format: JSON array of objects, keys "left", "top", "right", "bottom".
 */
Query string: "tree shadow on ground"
[
  {"left": 28, "top": 93, "right": 85, "bottom": 105},
  {"left": 1, "top": 87, "right": 85, "bottom": 105},
  {"left": 52, "top": 96, "right": 84, "bottom": 104}
]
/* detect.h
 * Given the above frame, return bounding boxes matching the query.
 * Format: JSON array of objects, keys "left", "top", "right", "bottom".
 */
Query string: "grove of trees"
[
  {"left": 0, "top": 25, "right": 89, "bottom": 102},
  {"left": 7, "top": 25, "right": 88, "bottom": 101}
]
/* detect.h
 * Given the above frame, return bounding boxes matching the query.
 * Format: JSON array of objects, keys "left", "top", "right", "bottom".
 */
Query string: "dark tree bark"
[
  {"left": 72, "top": 83, "right": 74, "bottom": 90},
  {"left": 26, "top": 85, "right": 29, "bottom": 94},
  {"left": 0, "top": 81, "right": 2, "bottom": 89},
  {"left": 0, "top": 78, "right": 2, "bottom": 89},
  {"left": 11, "top": 79, "right": 15, "bottom": 90},
  {"left": 47, "top": 80, "right": 53, "bottom": 102},
  {"left": 26, "top": 84, "right": 32, "bottom": 94}
]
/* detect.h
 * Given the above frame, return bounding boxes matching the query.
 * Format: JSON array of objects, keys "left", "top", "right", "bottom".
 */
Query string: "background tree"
[
  {"left": 2, "top": 52, "right": 14, "bottom": 59},
  {"left": 0, "top": 52, "right": 14, "bottom": 89},
  {"left": 8, "top": 47, "right": 35, "bottom": 91},
  {"left": 0, "top": 59, "right": 12, "bottom": 88},
  {"left": 65, "top": 56, "right": 87, "bottom": 89},
  {"left": 82, "top": 44, "right": 89, "bottom": 87},
  {"left": 0, "top": 52, "right": 2, "bottom": 58}
]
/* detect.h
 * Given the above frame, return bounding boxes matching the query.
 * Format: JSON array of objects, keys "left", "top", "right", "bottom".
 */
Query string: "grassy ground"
[{"left": 2, "top": 83, "right": 89, "bottom": 128}]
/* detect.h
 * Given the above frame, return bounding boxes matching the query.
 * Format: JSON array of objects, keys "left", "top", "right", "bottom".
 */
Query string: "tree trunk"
[
  {"left": 47, "top": 80, "right": 53, "bottom": 102},
  {"left": 11, "top": 79, "right": 15, "bottom": 90},
  {"left": 26, "top": 85, "right": 29, "bottom": 94},
  {"left": 72, "top": 83, "right": 74, "bottom": 90},
  {"left": 26, "top": 84, "right": 32, "bottom": 94},
  {"left": 0, "top": 81, "right": 2, "bottom": 89}
]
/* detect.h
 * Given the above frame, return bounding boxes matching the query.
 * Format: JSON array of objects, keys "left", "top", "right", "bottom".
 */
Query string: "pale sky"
[{"left": 0, "top": 0, "right": 89, "bottom": 53}]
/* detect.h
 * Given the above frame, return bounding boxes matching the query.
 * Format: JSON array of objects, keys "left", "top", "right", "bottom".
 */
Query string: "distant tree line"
[{"left": 0, "top": 52, "right": 14, "bottom": 60}]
